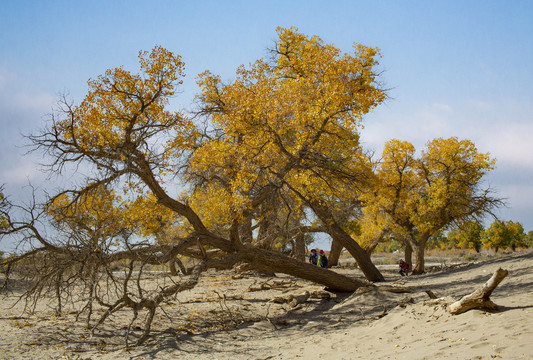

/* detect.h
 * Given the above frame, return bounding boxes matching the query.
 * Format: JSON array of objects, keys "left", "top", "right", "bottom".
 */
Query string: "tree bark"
[
  {"left": 448, "top": 268, "right": 508, "bottom": 315},
  {"left": 411, "top": 242, "right": 425, "bottom": 275},
  {"left": 239, "top": 213, "right": 254, "bottom": 245},
  {"left": 310, "top": 201, "right": 384, "bottom": 282},
  {"left": 293, "top": 233, "right": 306, "bottom": 262},
  {"left": 404, "top": 241, "right": 413, "bottom": 268},
  {"left": 329, "top": 239, "right": 343, "bottom": 266},
  {"left": 169, "top": 259, "right": 179, "bottom": 276},
  {"left": 409, "top": 233, "right": 430, "bottom": 275},
  {"left": 241, "top": 246, "right": 370, "bottom": 292}
]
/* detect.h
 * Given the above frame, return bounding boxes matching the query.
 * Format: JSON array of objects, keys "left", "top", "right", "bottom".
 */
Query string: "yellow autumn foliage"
[{"left": 190, "top": 27, "right": 385, "bottom": 217}]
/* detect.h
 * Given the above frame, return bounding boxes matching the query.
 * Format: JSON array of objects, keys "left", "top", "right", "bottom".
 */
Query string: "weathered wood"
[
  {"left": 448, "top": 268, "right": 508, "bottom": 315},
  {"left": 270, "top": 291, "right": 310, "bottom": 307}
]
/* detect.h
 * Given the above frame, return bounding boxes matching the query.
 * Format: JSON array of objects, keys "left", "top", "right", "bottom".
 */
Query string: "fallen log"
[{"left": 448, "top": 268, "right": 508, "bottom": 315}]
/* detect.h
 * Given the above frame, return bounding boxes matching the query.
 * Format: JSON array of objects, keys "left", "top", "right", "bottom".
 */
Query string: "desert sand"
[{"left": 1, "top": 250, "right": 532, "bottom": 359}]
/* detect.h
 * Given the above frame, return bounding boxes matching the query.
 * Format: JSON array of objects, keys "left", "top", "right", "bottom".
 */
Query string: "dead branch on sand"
[{"left": 448, "top": 268, "right": 508, "bottom": 315}]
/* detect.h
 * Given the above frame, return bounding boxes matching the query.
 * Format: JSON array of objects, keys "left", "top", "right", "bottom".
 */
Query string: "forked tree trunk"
[
  {"left": 448, "top": 268, "right": 508, "bottom": 314},
  {"left": 328, "top": 239, "right": 343, "bottom": 266}
]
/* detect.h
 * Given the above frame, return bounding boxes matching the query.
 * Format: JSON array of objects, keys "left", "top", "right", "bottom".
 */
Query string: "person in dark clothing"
[
  {"left": 318, "top": 250, "right": 328, "bottom": 268},
  {"left": 308, "top": 249, "right": 318, "bottom": 265},
  {"left": 399, "top": 259, "right": 409, "bottom": 276}
]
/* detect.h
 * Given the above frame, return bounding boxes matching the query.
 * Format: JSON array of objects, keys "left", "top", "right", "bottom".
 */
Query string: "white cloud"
[
  {"left": 477, "top": 123, "right": 533, "bottom": 167},
  {"left": 362, "top": 101, "right": 458, "bottom": 153},
  {"left": 0, "top": 68, "right": 55, "bottom": 120},
  {"left": 364, "top": 97, "right": 533, "bottom": 166},
  {"left": 0, "top": 67, "right": 56, "bottom": 191}
]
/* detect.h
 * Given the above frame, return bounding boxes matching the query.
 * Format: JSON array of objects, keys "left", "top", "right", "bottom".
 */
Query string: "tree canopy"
[
  {"left": 358, "top": 137, "right": 501, "bottom": 273},
  {"left": 0, "top": 27, "right": 504, "bottom": 344}
]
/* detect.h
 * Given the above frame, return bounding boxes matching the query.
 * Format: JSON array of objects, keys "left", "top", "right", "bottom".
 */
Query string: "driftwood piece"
[
  {"left": 309, "top": 290, "right": 332, "bottom": 299},
  {"left": 448, "top": 268, "right": 508, "bottom": 315},
  {"left": 247, "top": 279, "right": 298, "bottom": 292},
  {"left": 379, "top": 285, "right": 412, "bottom": 294},
  {"left": 270, "top": 291, "right": 310, "bottom": 307}
]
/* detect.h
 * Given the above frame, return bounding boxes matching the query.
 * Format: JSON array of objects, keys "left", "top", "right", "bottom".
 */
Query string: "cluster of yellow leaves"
[
  {"left": 39, "top": 28, "right": 388, "bottom": 244},
  {"left": 53, "top": 46, "right": 198, "bottom": 174},
  {"left": 47, "top": 186, "right": 176, "bottom": 245},
  {"left": 416, "top": 137, "right": 495, "bottom": 233},
  {"left": 482, "top": 219, "right": 526, "bottom": 250},
  {"left": 188, "top": 183, "right": 234, "bottom": 232},
  {"left": 359, "top": 137, "right": 496, "bottom": 247},
  {"left": 451, "top": 221, "right": 484, "bottom": 251},
  {"left": 190, "top": 27, "right": 385, "bottom": 215}
]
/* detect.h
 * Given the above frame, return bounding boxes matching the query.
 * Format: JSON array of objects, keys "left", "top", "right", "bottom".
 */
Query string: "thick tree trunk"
[
  {"left": 328, "top": 239, "right": 343, "bottom": 266},
  {"left": 329, "top": 227, "right": 384, "bottom": 281},
  {"left": 409, "top": 240, "right": 425, "bottom": 275},
  {"left": 310, "top": 201, "right": 384, "bottom": 282},
  {"left": 448, "top": 268, "right": 508, "bottom": 314},
  {"left": 242, "top": 246, "right": 370, "bottom": 292},
  {"left": 331, "top": 229, "right": 384, "bottom": 281},
  {"left": 409, "top": 233, "right": 429, "bottom": 275},
  {"left": 293, "top": 233, "right": 306, "bottom": 262},
  {"left": 404, "top": 241, "right": 413, "bottom": 268},
  {"left": 239, "top": 213, "right": 254, "bottom": 245},
  {"left": 256, "top": 213, "right": 274, "bottom": 249}
]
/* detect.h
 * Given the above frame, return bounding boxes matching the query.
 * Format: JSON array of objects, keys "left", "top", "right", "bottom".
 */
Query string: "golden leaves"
[
  {"left": 54, "top": 46, "right": 195, "bottom": 171},
  {"left": 192, "top": 27, "right": 385, "bottom": 214},
  {"left": 360, "top": 137, "right": 497, "bottom": 244},
  {"left": 47, "top": 186, "right": 176, "bottom": 241}
]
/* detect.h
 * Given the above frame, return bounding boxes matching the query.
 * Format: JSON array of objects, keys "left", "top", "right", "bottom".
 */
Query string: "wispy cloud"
[
  {"left": 0, "top": 67, "right": 55, "bottom": 120},
  {"left": 0, "top": 67, "right": 55, "bottom": 188}
]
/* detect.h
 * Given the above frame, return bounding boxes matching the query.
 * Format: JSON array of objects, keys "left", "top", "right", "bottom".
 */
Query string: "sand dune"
[{"left": 1, "top": 250, "right": 532, "bottom": 359}]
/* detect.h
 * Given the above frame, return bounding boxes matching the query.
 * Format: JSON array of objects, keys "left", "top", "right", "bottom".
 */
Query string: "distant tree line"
[{"left": 371, "top": 219, "right": 531, "bottom": 254}]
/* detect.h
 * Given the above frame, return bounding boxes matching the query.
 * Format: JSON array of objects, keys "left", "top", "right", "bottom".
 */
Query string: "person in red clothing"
[{"left": 399, "top": 259, "right": 409, "bottom": 276}]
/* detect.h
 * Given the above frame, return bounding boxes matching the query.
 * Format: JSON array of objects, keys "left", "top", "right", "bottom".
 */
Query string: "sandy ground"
[{"left": 1, "top": 250, "right": 532, "bottom": 359}]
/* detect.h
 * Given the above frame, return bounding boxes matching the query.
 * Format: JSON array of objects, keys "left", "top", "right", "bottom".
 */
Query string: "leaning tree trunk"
[
  {"left": 136, "top": 150, "right": 373, "bottom": 291},
  {"left": 328, "top": 239, "right": 343, "bottom": 267},
  {"left": 242, "top": 246, "right": 370, "bottom": 292},
  {"left": 173, "top": 230, "right": 370, "bottom": 292},
  {"left": 310, "top": 201, "right": 384, "bottom": 282},
  {"left": 327, "top": 225, "right": 384, "bottom": 281}
]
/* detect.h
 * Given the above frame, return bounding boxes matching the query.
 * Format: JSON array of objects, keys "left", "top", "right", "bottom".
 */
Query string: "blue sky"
[{"left": 1, "top": 0, "right": 532, "bottom": 248}]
